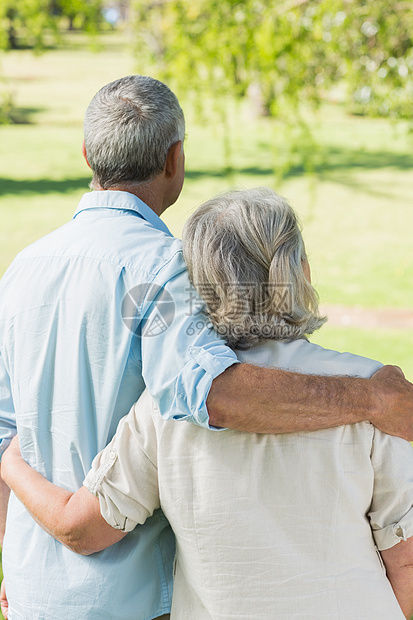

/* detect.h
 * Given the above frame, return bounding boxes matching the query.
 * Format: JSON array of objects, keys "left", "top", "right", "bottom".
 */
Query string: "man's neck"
[{"left": 93, "top": 182, "right": 171, "bottom": 217}]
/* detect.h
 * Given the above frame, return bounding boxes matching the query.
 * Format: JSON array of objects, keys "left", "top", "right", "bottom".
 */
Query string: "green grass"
[
  {"left": 0, "top": 32, "right": 412, "bottom": 618},
  {"left": 311, "top": 325, "right": 413, "bottom": 382},
  {"left": 1, "top": 36, "right": 412, "bottom": 364},
  {"left": 3, "top": 44, "right": 412, "bottom": 308},
  {"left": 0, "top": 35, "right": 411, "bottom": 368}
]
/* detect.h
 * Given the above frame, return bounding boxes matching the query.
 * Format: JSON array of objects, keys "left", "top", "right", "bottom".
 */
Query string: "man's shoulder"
[
  {"left": 0, "top": 215, "right": 187, "bottom": 326},
  {"left": 4, "top": 212, "right": 185, "bottom": 280}
]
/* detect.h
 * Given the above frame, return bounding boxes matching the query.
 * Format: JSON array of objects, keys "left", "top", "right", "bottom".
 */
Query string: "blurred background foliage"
[
  {"left": 130, "top": 0, "right": 413, "bottom": 178},
  {"left": 1, "top": 0, "right": 413, "bottom": 118},
  {"left": 132, "top": 0, "right": 413, "bottom": 120},
  {"left": 0, "top": 0, "right": 412, "bottom": 366},
  {"left": 0, "top": 5, "right": 412, "bottom": 614},
  {"left": 0, "top": 0, "right": 103, "bottom": 50},
  {"left": 2, "top": 0, "right": 412, "bottom": 179}
]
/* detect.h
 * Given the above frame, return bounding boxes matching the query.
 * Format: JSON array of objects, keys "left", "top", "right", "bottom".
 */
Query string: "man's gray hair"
[
  {"left": 84, "top": 75, "right": 185, "bottom": 189},
  {"left": 182, "top": 187, "right": 326, "bottom": 350}
]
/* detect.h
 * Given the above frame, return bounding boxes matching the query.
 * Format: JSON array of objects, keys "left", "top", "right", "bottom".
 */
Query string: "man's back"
[{"left": 0, "top": 192, "right": 181, "bottom": 619}]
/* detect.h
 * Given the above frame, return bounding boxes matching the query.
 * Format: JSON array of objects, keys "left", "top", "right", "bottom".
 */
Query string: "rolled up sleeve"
[
  {"left": 83, "top": 390, "right": 160, "bottom": 532},
  {"left": 138, "top": 252, "right": 239, "bottom": 429},
  {"left": 369, "top": 430, "right": 413, "bottom": 550}
]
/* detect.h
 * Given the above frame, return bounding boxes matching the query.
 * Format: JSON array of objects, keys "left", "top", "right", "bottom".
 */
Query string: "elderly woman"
[{"left": 2, "top": 188, "right": 413, "bottom": 619}]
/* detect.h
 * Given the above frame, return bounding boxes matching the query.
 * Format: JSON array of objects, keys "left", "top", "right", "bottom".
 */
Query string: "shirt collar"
[{"left": 73, "top": 190, "right": 173, "bottom": 237}]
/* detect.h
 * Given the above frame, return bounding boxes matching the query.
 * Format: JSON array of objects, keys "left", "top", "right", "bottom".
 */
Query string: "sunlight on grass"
[
  {"left": 1, "top": 40, "right": 412, "bottom": 312},
  {"left": 0, "top": 31, "right": 412, "bottom": 620},
  {"left": 1, "top": 35, "right": 412, "bottom": 373},
  {"left": 311, "top": 325, "right": 413, "bottom": 382}
]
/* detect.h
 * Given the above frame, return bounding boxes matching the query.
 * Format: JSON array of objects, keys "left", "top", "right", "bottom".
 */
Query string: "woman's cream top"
[{"left": 84, "top": 339, "right": 413, "bottom": 619}]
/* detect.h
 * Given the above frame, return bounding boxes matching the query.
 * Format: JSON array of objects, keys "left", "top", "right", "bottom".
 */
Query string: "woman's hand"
[
  {"left": 0, "top": 434, "right": 127, "bottom": 555},
  {"left": 6, "top": 435, "right": 20, "bottom": 458},
  {"left": 1, "top": 579, "right": 9, "bottom": 619},
  {"left": 1, "top": 436, "right": 22, "bottom": 488}
]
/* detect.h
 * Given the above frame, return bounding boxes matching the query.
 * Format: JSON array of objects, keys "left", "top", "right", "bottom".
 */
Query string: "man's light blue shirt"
[{"left": 0, "top": 190, "right": 238, "bottom": 620}]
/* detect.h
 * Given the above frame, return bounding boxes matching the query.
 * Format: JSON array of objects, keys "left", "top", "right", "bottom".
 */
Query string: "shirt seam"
[
  {"left": 154, "top": 537, "right": 173, "bottom": 612},
  {"left": 12, "top": 247, "right": 185, "bottom": 281}
]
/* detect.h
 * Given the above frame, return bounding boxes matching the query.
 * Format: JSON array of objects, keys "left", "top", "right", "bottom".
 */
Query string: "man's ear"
[
  {"left": 82, "top": 140, "right": 92, "bottom": 169},
  {"left": 164, "top": 141, "right": 183, "bottom": 178}
]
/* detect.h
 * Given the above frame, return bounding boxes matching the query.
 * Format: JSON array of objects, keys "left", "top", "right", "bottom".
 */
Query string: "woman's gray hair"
[
  {"left": 84, "top": 75, "right": 185, "bottom": 189},
  {"left": 182, "top": 187, "right": 326, "bottom": 350}
]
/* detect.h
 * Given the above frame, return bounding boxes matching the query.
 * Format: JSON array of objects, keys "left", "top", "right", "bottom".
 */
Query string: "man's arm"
[
  {"left": 206, "top": 364, "right": 413, "bottom": 440},
  {"left": 142, "top": 260, "right": 413, "bottom": 440},
  {"left": 381, "top": 540, "right": 413, "bottom": 618},
  {"left": 1, "top": 437, "right": 126, "bottom": 556}
]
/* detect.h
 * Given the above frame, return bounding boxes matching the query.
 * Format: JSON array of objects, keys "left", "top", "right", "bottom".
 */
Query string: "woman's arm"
[
  {"left": 368, "top": 428, "right": 413, "bottom": 618},
  {"left": 0, "top": 468, "right": 10, "bottom": 547},
  {"left": 381, "top": 539, "right": 413, "bottom": 618},
  {"left": 1, "top": 437, "right": 126, "bottom": 555}
]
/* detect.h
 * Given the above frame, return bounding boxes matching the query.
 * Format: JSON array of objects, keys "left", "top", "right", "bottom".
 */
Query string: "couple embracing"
[{"left": 0, "top": 75, "right": 413, "bottom": 620}]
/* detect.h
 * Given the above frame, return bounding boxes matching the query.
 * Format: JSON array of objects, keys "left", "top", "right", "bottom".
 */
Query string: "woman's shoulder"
[{"left": 236, "top": 338, "right": 382, "bottom": 379}]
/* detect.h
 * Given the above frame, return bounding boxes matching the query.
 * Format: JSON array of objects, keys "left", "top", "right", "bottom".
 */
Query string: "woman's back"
[
  {"left": 86, "top": 188, "right": 413, "bottom": 619},
  {"left": 149, "top": 339, "right": 410, "bottom": 619}
]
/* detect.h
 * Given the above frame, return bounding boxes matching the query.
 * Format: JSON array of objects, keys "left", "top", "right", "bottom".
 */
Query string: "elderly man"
[{"left": 0, "top": 75, "right": 411, "bottom": 620}]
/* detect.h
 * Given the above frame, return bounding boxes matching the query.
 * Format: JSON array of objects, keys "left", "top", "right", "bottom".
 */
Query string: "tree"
[
  {"left": 130, "top": 0, "right": 413, "bottom": 121},
  {"left": 0, "top": 0, "right": 57, "bottom": 50},
  {"left": 0, "top": 0, "right": 103, "bottom": 124},
  {"left": 0, "top": 0, "right": 103, "bottom": 50},
  {"left": 53, "top": 0, "right": 103, "bottom": 33}
]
